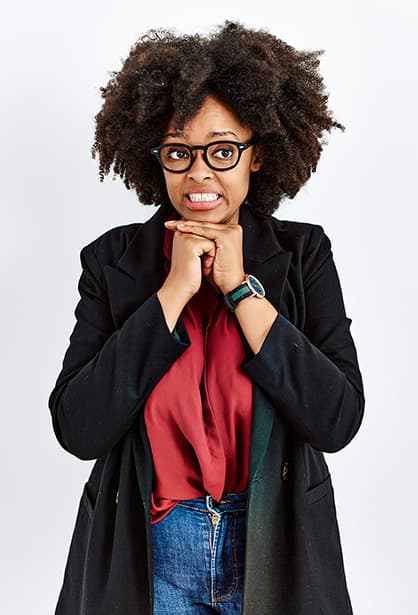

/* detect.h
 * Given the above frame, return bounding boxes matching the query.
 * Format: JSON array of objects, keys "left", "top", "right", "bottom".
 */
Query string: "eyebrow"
[{"left": 163, "top": 129, "right": 239, "bottom": 139}]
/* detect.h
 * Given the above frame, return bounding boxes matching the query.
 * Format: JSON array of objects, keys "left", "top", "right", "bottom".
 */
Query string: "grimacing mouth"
[{"left": 185, "top": 192, "right": 222, "bottom": 202}]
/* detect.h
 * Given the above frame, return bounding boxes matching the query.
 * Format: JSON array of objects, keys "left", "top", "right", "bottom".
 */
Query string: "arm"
[
  {"left": 48, "top": 241, "right": 189, "bottom": 461},
  {"left": 233, "top": 295, "right": 278, "bottom": 354},
  {"left": 241, "top": 225, "right": 365, "bottom": 453}
]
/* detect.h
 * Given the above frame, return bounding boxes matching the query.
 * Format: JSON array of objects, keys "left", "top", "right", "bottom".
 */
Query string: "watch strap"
[{"left": 224, "top": 280, "right": 254, "bottom": 311}]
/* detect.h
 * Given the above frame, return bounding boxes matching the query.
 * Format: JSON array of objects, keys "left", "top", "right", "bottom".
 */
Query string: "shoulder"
[
  {"left": 269, "top": 217, "right": 333, "bottom": 280},
  {"left": 82, "top": 222, "right": 141, "bottom": 263},
  {"left": 78, "top": 205, "right": 168, "bottom": 271},
  {"left": 270, "top": 217, "right": 329, "bottom": 251},
  {"left": 76, "top": 222, "right": 143, "bottom": 282}
]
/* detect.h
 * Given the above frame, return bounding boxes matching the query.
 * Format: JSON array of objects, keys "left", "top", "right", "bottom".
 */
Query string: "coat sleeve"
[
  {"left": 241, "top": 224, "right": 365, "bottom": 453},
  {"left": 48, "top": 240, "right": 190, "bottom": 461}
]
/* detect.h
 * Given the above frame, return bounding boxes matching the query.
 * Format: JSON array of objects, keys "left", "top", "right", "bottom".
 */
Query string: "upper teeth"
[{"left": 188, "top": 193, "right": 219, "bottom": 202}]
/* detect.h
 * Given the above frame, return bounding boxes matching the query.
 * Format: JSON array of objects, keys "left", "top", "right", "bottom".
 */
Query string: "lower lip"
[{"left": 183, "top": 195, "right": 223, "bottom": 211}]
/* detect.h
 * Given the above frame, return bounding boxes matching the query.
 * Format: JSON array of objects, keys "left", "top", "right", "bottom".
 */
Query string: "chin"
[
  {"left": 170, "top": 196, "right": 241, "bottom": 224},
  {"left": 175, "top": 206, "right": 224, "bottom": 223}
]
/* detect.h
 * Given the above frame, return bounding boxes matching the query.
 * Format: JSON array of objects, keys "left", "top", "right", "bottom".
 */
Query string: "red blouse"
[{"left": 144, "top": 216, "right": 253, "bottom": 523}]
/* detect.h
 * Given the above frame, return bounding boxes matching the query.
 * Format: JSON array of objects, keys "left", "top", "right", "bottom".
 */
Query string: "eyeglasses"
[{"left": 150, "top": 140, "right": 254, "bottom": 173}]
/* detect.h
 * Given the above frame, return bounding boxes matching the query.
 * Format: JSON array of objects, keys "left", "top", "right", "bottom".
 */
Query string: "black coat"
[{"left": 49, "top": 202, "right": 365, "bottom": 614}]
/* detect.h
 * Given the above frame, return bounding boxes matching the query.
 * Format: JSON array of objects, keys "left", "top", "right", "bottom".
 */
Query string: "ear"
[{"left": 250, "top": 145, "right": 263, "bottom": 172}]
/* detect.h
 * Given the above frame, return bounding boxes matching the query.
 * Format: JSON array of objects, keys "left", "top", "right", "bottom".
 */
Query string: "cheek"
[
  {"left": 163, "top": 175, "right": 181, "bottom": 197},
  {"left": 230, "top": 168, "right": 252, "bottom": 195}
]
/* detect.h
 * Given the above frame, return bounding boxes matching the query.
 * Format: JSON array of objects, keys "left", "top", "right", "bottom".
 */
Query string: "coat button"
[
  {"left": 281, "top": 460, "right": 289, "bottom": 480},
  {"left": 115, "top": 490, "right": 119, "bottom": 504}
]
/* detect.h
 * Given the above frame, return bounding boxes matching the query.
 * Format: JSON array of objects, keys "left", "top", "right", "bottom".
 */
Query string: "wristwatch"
[{"left": 224, "top": 274, "right": 265, "bottom": 311}]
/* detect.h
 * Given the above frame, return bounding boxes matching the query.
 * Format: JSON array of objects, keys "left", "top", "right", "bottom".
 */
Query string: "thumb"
[{"left": 202, "top": 253, "right": 215, "bottom": 275}]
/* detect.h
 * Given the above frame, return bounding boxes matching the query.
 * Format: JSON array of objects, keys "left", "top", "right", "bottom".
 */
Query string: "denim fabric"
[{"left": 151, "top": 492, "right": 247, "bottom": 614}]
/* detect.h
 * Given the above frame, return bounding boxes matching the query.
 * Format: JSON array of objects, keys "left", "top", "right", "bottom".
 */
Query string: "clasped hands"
[{"left": 164, "top": 219, "right": 245, "bottom": 299}]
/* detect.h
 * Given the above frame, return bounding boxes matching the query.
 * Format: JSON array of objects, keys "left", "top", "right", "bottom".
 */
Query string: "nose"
[{"left": 186, "top": 150, "right": 214, "bottom": 182}]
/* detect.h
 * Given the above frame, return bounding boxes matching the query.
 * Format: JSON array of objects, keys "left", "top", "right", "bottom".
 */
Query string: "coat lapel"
[
  {"left": 103, "top": 203, "right": 171, "bottom": 327},
  {"left": 239, "top": 204, "right": 292, "bottom": 313},
  {"left": 238, "top": 205, "right": 292, "bottom": 483},
  {"left": 104, "top": 202, "right": 292, "bottom": 488}
]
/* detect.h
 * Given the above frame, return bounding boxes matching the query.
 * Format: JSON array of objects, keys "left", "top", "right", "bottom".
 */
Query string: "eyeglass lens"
[{"left": 160, "top": 142, "right": 241, "bottom": 171}]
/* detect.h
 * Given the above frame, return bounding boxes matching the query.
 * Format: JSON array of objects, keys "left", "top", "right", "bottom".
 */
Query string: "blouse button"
[{"left": 281, "top": 460, "right": 289, "bottom": 480}]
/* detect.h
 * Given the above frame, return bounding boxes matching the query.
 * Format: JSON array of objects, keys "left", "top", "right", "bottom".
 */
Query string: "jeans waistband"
[{"left": 176, "top": 492, "right": 247, "bottom": 514}]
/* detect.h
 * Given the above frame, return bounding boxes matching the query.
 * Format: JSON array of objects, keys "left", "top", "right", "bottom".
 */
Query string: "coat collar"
[{"left": 104, "top": 201, "right": 291, "bottom": 327}]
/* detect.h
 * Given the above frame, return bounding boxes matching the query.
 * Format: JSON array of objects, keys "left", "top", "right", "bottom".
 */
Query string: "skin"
[
  {"left": 160, "top": 94, "right": 261, "bottom": 226},
  {"left": 157, "top": 95, "right": 278, "bottom": 353}
]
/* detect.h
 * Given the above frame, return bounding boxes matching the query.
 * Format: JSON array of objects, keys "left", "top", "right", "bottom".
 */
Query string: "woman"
[{"left": 49, "top": 21, "right": 365, "bottom": 615}]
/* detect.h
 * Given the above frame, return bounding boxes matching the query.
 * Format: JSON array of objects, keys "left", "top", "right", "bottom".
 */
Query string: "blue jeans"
[{"left": 151, "top": 492, "right": 248, "bottom": 614}]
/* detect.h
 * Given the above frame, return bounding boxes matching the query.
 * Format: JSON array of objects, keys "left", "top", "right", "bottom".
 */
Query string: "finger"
[
  {"left": 177, "top": 220, "right": 233, "bottom": 230},
  {"left": 173, "top": 224, "right": 231, "bottom": 246},
  {"left": 203, "top": 257, "right": 215, "bottom": 280},
  {"left": 165, "top": 220, "right": 220, "bottom": 242},
  {"left": 164, "top": 220, "right": 179, "bottom": 231},
  {"left": 166, "top": 220, "right": 237, "bottom": 236},
  {"left": 202, "top": 253, "right": 215, "bottom": 271},
  {"left": 201, "top": 243, "right": 216, "bottom": 259},
  {"left": 178, "top": 232, "right": 217, "bottom": 258}
]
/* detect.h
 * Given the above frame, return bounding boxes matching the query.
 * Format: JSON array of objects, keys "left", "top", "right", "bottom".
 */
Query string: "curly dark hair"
[{"left": 91, "top": 21, "right": 345, "bottom": 217}]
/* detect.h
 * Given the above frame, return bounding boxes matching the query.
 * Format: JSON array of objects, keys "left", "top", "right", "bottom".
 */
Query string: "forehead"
[{"left": 165, "top": 95, "right": 251, "bottom": 140}]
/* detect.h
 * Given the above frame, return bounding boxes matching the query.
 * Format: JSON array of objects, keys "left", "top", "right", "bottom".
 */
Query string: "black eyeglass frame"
[{"left": 150, "top": 139, "right": 255, "bottom": 173}]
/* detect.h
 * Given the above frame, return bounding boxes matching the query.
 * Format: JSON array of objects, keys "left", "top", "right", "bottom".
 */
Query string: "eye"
[
  {"left": 167, "top": 147, "right": 190, "bottom": 161},
  {"left": 213, "top": 146, "right": 234, "bottom": 160}
]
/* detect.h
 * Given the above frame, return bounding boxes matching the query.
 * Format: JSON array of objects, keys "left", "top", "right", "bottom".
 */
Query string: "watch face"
[{"left": 247, "top": 274, "right": 265, "bottom": 297}]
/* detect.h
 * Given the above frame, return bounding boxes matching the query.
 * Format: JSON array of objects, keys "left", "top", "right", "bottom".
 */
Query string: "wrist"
[
  {"left": 220, "top": 272, "right": 246, "bottom": 295},
  {"left": 157, "top": 280, "right": 192, "bottom": 333},
  {"left": 160, "top": 274, "right": 196, "bottom": 305},
  {"left": 223, "top": 274, "right": 266, "bottom": 312}
]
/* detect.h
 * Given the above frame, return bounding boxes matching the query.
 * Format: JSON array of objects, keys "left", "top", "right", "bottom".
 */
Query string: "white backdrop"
[{"left": 1, "top": 1, "right": 417, "bottom": 613}]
